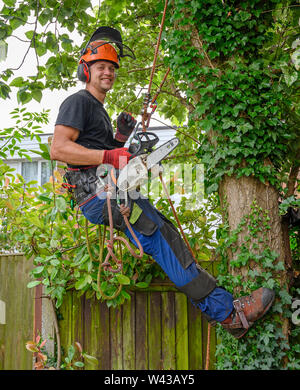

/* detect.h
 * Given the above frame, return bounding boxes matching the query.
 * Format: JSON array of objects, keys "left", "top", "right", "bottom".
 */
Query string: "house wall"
[{"left": 1, "top": 128, "right": 176, "bottom": 186}]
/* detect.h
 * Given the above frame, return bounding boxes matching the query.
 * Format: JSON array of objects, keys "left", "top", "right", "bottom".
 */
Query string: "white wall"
[{"left": 0, "top": 128, "right": 176, "bottom": 186}]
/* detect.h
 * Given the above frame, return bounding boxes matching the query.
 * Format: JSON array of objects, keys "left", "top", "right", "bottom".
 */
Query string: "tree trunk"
[{"left": 219, "top": 174, "right": 289, "bottom": 340}]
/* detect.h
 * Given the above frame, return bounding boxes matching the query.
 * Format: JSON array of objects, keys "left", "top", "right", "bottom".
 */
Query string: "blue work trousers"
[{"left": 81, "top": 196, "right": 233, "bottom": 322}]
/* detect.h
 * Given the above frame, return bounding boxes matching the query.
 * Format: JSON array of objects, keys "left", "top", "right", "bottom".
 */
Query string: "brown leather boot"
[{"left": 220, "top": 287, "right": 275, "bottom": 339}]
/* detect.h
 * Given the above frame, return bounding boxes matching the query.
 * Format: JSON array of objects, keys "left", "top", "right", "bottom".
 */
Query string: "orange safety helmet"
[
  {"left": 77, "top": 26, "right": 135, "bottom": 83},
  {"left": 80, "top": 40, "right": 119, "bottom": 68},
  {"left": 77, "top": 41, "right": 119, "bottom": 83}
]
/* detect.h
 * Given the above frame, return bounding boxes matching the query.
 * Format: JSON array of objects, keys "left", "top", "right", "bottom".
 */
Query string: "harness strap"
[{"left": 67, "top": 165, "right": 98, "bottom": 171}]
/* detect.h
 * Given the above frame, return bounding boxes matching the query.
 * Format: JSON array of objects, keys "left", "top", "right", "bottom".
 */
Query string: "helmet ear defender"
[
  {"left": 77, "top": 61, "right": 90, "bottom": 83},
  {"left": 77, "top": 60, "right": 118, "bottom": 84}
]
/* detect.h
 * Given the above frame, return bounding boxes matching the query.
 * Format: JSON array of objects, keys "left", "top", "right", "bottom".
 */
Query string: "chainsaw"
[{"left": 117, "top": 123, "right": 179, "bottom": 192}]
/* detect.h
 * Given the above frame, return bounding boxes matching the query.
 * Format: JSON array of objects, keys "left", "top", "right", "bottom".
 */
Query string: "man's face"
[{"left": 89, "top": 61, "right": 116, "bottom": 92}]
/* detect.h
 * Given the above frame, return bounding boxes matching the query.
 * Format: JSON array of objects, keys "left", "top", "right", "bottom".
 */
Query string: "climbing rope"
[
  {"left": 142, "top": 0, "right": 169, "bottom": 132},
  {"left": 97, "top": 187, "right": 144, "bottom": 300},
  {"left": 159, "top": 172, "right": 197, "bottom": 261},
  {"left": 205, "top": 322, "right": 211, "bottom": 370},
  {"left": 159, "top": 172, "right": 211, "bottom": 370},
  {"left": 146, "top": 67, "right": 170, "bottom": 129}
]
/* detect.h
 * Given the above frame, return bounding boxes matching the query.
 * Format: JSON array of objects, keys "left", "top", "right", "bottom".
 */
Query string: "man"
[{"left": 50, "top": 27, "right": 275, "bottom": 339}]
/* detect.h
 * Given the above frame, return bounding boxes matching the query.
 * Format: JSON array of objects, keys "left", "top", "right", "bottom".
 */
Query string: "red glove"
[
  {"left": 115, "top": 112, "right": 137, "bottom": 142},
  {"left": 102, "top": 147, "right": 131, "bottom": 169}
]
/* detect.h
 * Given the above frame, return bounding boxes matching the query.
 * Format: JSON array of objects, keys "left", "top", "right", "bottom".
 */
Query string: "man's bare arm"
[{"left": 50, "top": 125, "right": 105, "bottom": 165}]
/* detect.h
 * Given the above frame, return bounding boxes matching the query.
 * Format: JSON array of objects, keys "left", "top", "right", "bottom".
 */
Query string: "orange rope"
[
  {"left": 146, "top": 67, "right": 171, "bottom": 128},
  {"left": 147, "top": 0, "right": 169, "bottom": 96},
  {"left": 159, "top": 173, "right": 196, "bottom": 261},
  {"left": 142, "top": 0, "right": 169, "bottom": 132},
  {"left": 159, "top": 171, "right": 212, "bottom": 370},
  {"left": 205, "top": 323, "right": 211, "bottom": 370},
  {"left": 97, "top": 190, "right": 144, "bottom": 300},
  {"left": 151, "top": 67, "right": 170, "bottom": 104}
]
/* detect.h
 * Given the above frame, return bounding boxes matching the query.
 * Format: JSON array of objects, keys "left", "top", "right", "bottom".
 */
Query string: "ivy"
[
  {"left": 162, "top": 0, "right": 299, "bottom": 193},
  {"left": 215, "top": 200, "right": 300, "bottom": 369}
]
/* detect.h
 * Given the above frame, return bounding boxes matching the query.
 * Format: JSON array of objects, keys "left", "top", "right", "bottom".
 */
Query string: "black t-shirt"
[{"left": 55, "top": 89, "right": 124, "bottom": 167}]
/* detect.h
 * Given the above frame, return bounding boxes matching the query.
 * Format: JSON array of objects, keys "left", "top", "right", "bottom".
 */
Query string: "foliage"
[
  {"left": 162, "top": 0, "right": 299, "bottom": 194},
  {"left": 0, "top": 108, "right": 49, "bottom": 160},
  {"left": 25, "top": 335, "right": 49, "bottom": 370},
  {"left": 0, "top": 0, "right": 95, "bottom": 100},
  {"left": 25, "top": 336, "right": 98, "bottom": 370},
  {"left": 160, "top": 0, "right": 300, "bottom": 369},
  {"left": 60, "top": 341, "right": 98, "bottom": 370},
  {"left": 215, "top": 199, "right": 300, "bottom": 369},
  {"left": 0, "top": 0, "right": 299, "bottom": 371}
]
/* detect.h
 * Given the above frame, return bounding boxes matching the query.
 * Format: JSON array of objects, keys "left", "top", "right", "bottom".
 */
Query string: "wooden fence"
[
  {"left": 0, "top": 254, "right": 35, "bottom": 370},
  {"left": 0, "top": 254, "right": 219, "bottom": 370},
  {"left": 59, "top": 282, "right": 218, "bottom": 370}
]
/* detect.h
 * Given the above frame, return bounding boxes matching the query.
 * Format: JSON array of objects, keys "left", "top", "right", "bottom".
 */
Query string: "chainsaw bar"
[
  {"left": 116, "top": 137, "right": 179, "bottom": 193},
  {"left": 146, "top": 137, "right": 179, "bottom": 170}
]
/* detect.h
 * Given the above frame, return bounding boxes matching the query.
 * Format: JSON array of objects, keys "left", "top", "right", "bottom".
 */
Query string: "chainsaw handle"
[
  {"left": 128, "top": 131, "right": 159, "bottom": 158},
  {"left": 128, "top": 142, "right": 139, "bottom": 156}
]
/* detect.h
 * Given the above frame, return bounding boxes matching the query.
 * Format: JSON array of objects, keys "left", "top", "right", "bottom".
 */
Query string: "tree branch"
[
  {"left": 287, "top": 162, "right": 300, "bottom": 197},
  {"left": 168, "top": 81, "right": 196, "bottom": 113},
  {"left": 151, "top": 117, "right": 201, "bottom": 145},
  {"left": 127, "top": 63, "right": 164, "bottom": 74},
  {"left": 6, "top": 0, "right": 40, "bottom": 72}
]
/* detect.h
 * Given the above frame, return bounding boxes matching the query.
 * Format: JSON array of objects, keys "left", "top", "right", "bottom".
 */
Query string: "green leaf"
[
  {"left": 279, "top": 289, "right": 292, "bottom": 304},
  {"left": 17, "top": 90, "right": 32, "bottom": 104},
  {"left": 206, "top": 183, "right": 218, "bottom": 194},
  {"left": 222, "top": 119, "right": 236, "bottom": 130},
  {"left": 67, "top": 345, "right": 75, "bottom": 361},
  {"left": 36, "top": 42, "right": 47, "bottom": 57},
  {"left": 200, "top": 119, "right": 213, "bottom": 132},
  {"left": 56, "top": 197, "right": 67, "bottom": 213},
  {"left": 74, "top": 361, "right": 84, "bottom": 367},
  {"left": 116, "top": 274, "right": 130, "bottom": 285},
  {"left": 0, "top": 81, "right": 11, "bottom": 98},
  {"left": 50, "top": 258, "right": 60, "bottom": 266},
  {"left": 82, "top": 353, "right": 98, "bottom": 366},
  {"left": 10, "top": 77, "right": 24, "bottom": 87},
  {"left": 32, "top": 89, "right": 42, "bottom": 103},
  {"left": 3, "top": 0, "right": 16, "bottom": 6},
  {"left": 39, "top": 143, "right": 50, "bottom": 154},
  {"left": 10, "top": 17, "right": 24, "bottom": 30},
  {"left": 27, "top": 280, "right": 42, "bottom": 288},
  {"left": 25, "top": 30, "right": 34, "bottom": 39},
  {"left": 0, "top": 40, "right": 8, "bottom": 62},
  {"left": 32, "top": 266, "right": 45, "bottom": 275},
  {"left": 75, "top": 274, "right": 92, "bottom": 290},
  {"left": 135, "top": 282, "right": 148, "bottom": 288}
]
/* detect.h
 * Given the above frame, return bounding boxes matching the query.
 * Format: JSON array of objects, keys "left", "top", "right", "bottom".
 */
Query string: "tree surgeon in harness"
[{"left": 50, "top": 27, "right": 275, "bottom": 339}]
